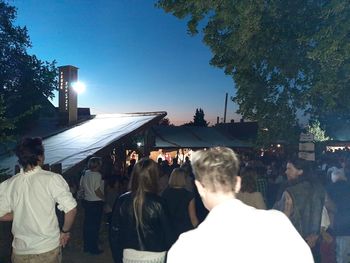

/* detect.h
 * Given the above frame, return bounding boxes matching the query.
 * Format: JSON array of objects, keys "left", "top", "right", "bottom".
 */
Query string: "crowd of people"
[{"left": 1, "top": 137, "right": 350, "bottom": 263}]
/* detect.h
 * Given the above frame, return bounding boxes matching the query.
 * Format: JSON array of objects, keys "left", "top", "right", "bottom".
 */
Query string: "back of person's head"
[
  {"left": 172, "top": 157, "right": 178, "bottom": 164},
  {"left": 130, "top": 158, "right": 159, "bottom": 194},
  {"left": 240, "top": 167, "right": 257, "bottom": 193},
  {"left": 331, "top": 168, "right": 347, "bottom": 183},
  {"left": 88, "top": 157, "right": 102, "bottom": 171},
  {"left": 287, "top": 158, "right": 314, "bottom": 178},
  {"left": 169, "top": 168, "right": 187, "bottom": 188},
  {"left": 130, "top": 158, "right": 136, "bottom": 166},
  {"left": 191, "top": 147, "right": 240, "bottom": 193},
  {"left": 15, "top": 137, "right": 44, "bottom": 168}
]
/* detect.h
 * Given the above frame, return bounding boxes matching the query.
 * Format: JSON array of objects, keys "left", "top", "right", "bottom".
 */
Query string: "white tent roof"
[{"left": 1, "top": 112, "right": 165, "bottom": 175}]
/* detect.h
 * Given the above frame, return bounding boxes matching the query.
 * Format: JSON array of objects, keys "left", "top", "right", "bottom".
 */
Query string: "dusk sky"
[{"left": 13, "top": 0, "right": 241, "bottom": 125}]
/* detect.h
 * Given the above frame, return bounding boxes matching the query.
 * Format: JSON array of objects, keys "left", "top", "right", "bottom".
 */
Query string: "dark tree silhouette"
[
  {"left": 193, "top": 108, "right": 209, "bottom": 127},
  {"left": 0, "top": 1, "right": 57, "bottom": 133},
  {"left": 158, "top": 117, "right": 171, "bottom": 126},
  {"left": 183, "top": 108, "right": 209, "bottom": 127}
]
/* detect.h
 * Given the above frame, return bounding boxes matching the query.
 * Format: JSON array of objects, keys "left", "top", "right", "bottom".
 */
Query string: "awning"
[
  {"left": 1, "top": 112, "right": 166, "bottom": 175},
  {"left": 153, "top": 126, "right": 251, "bottom": 149}
]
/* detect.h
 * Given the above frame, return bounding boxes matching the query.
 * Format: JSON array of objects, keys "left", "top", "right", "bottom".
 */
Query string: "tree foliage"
[
  {"left": 157, "top": 0, "right": 350, "bottom": 145},
  {"left": 0, "top": 1, "right": 58, "bottom": 135},
  {"left": 307, "top": 120, "right": 330, "bottom": 142},
  {"left": 158, "top": 117, "right": 172, "bottom": 126},
  {"left": 193, "top": 108, "right": 209, "bottom": 127},
  {"left": 183, "top": 108, "right": 209, "bottom": 127}
]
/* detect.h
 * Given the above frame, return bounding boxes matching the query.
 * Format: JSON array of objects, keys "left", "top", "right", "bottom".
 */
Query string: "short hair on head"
[
  {"left": 88, "top": 157, "right": 102, "bottom": 170},
  {"left": 191, "top": 147, "right": 240, "bottom": 192},
  {"left": 15, "top": 137, "right": 44, "bottom": 168},
  {"left": 169, "top": 168, "right": 187, "bottom": 188}
]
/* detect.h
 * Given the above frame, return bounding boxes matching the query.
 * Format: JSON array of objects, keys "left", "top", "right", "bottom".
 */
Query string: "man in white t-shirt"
[
  {"left": 0, "top": 137, "right": 77, "bottom": 263},
  {"left": 167, "top": 147, "right": 314, "bottom": 263}
]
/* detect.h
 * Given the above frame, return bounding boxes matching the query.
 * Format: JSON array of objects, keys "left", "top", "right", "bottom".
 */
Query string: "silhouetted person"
[
  {"left": 80, "top": 157, "right": 105, "bottom": 254},
  {"left": 162, "top": 168, "right": 199, "bottom": 239},
  {"left": 109, "top": 158, "right": 174, "bottom": 263}
]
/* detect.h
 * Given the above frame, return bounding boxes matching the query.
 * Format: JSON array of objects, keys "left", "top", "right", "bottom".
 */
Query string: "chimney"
[
  {"left": 58, "top": 65, "right": 79, "bottom": 125},
  {"left": 217, "top": 116, "right": 220, "bottom": 125}
]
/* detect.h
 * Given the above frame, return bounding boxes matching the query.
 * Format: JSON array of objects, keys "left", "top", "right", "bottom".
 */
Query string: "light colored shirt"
[
  {"left": 80, "top": 170, "right": 104, "bottom": 201},
  {"left": 0, "top": 166, "right": 77, "bottom": 255},
  {"left": 167, "top": 199, "right": 314, "bottom": 263}
]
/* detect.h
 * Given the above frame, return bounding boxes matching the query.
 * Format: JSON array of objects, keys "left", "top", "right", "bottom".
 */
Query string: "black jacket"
[
  {"left": 327, "top": 181, "right": 350, "bottom": 236},
  {"left": 109, "top": 192, "right": 175, "bottom": 263}
]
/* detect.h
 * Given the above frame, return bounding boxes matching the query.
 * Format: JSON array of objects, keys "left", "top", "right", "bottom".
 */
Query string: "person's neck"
[
  {"left": 24, "top": 165, "right": 39, "bottom": 173},
  {"left": 205, "top": 191, "right": 235, "bottom": 211}
]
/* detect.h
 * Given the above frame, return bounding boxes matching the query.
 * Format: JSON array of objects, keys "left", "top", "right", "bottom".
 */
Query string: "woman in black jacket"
[{"left": 109, "top": 158, "right": 175, "bottom": 263}]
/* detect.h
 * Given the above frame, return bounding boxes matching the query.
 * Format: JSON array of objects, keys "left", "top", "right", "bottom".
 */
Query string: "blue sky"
[{"left": 13, "top": 0, "right": 240, "bottom": 125}]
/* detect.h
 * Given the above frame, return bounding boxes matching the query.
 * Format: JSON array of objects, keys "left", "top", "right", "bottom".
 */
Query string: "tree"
[
  {"left": 193, "top": 108, "right": 209, "bottom": 127},
  {"left": 0, "top": 1, "right": 57, "bottom": 178},
  {"left": 158, "top": 117, "right": 172, "bottom": 126},
  {"left": 0, "top": 96, "right": 14, "bottom": 144},
  {"left": 307, "top": 120, "right": 330, "bottom": 142},
  {"left": 183, "top": 108, "right": 209, "bottom": 127},
  {"left": 157, "top": 0, "right": 350, "bottom": 145},
  {"left": 0, "top": 96, "right": 13, "bottom": 181},
  {"left": 0, "top": 1, "right": 57, "bottom": 134}
]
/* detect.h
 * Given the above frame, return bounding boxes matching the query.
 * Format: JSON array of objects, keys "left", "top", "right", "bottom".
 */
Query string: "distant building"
[{"left": 59, "top": 65, "right": 78, "bottom": 124}]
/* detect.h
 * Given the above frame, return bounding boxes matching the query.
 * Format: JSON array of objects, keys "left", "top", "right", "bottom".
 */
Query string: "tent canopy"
[
  {"left": 153, "top": 126, "right": 251, "bottom": 149},
  {"left": 1, "top": 112, "right": 166, "bottom": 175}
]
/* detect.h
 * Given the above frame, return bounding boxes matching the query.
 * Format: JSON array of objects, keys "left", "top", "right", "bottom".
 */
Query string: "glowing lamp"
[{"left": 72, "top": 81, "right": 86, "bottom": 94}]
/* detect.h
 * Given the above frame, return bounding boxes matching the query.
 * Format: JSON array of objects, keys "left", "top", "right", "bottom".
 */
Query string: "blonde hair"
[
  {"left": 88, "top": 157, "right": 102, "bottom": 170},
  {"left": 130, "top": 158, "right": 159, "bottom": 238},
  {"left": 191, "top": 147, "right": 240, "bottom": 193},
  {"left": 169, "top": 168, "right": 187, "bottom": 188}
]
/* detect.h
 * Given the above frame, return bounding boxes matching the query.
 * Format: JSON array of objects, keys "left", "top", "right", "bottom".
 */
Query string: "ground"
[{"left": 62, "top": 204, "right": 114, "bottom": 263}]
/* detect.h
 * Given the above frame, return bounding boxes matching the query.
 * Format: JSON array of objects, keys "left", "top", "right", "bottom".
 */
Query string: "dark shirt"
[
  {"left": 109, "top": 192, "right": 175, "bottom": 263},
  {"left": 256, "top": 176, "right": 268, "bottom": 203},
  {"left": 162, "top": 187, "right": 194, "bottom": 238},
  {"left": 327, "top": 181, "right": 350, "bottom": 236}
]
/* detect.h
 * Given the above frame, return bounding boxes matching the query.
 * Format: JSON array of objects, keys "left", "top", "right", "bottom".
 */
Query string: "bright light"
[
  {"left": 72, "top": 82, "right": 86, "bottom": 94},
  {"left": 277, "top": 144, "right": 281, "bottom": 148},
  {"left": 137, "top": 142, "right": 142, "bottom": 147}
]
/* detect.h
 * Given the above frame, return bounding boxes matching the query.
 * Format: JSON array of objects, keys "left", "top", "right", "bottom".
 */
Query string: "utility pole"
[{"left": 223, "top": 92, "right": 228, "bottom": 123}]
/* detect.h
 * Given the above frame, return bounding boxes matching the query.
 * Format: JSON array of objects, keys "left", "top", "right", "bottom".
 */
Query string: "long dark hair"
[{"left": 130, "top": 158, "right": 159, "bottom": 233}]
